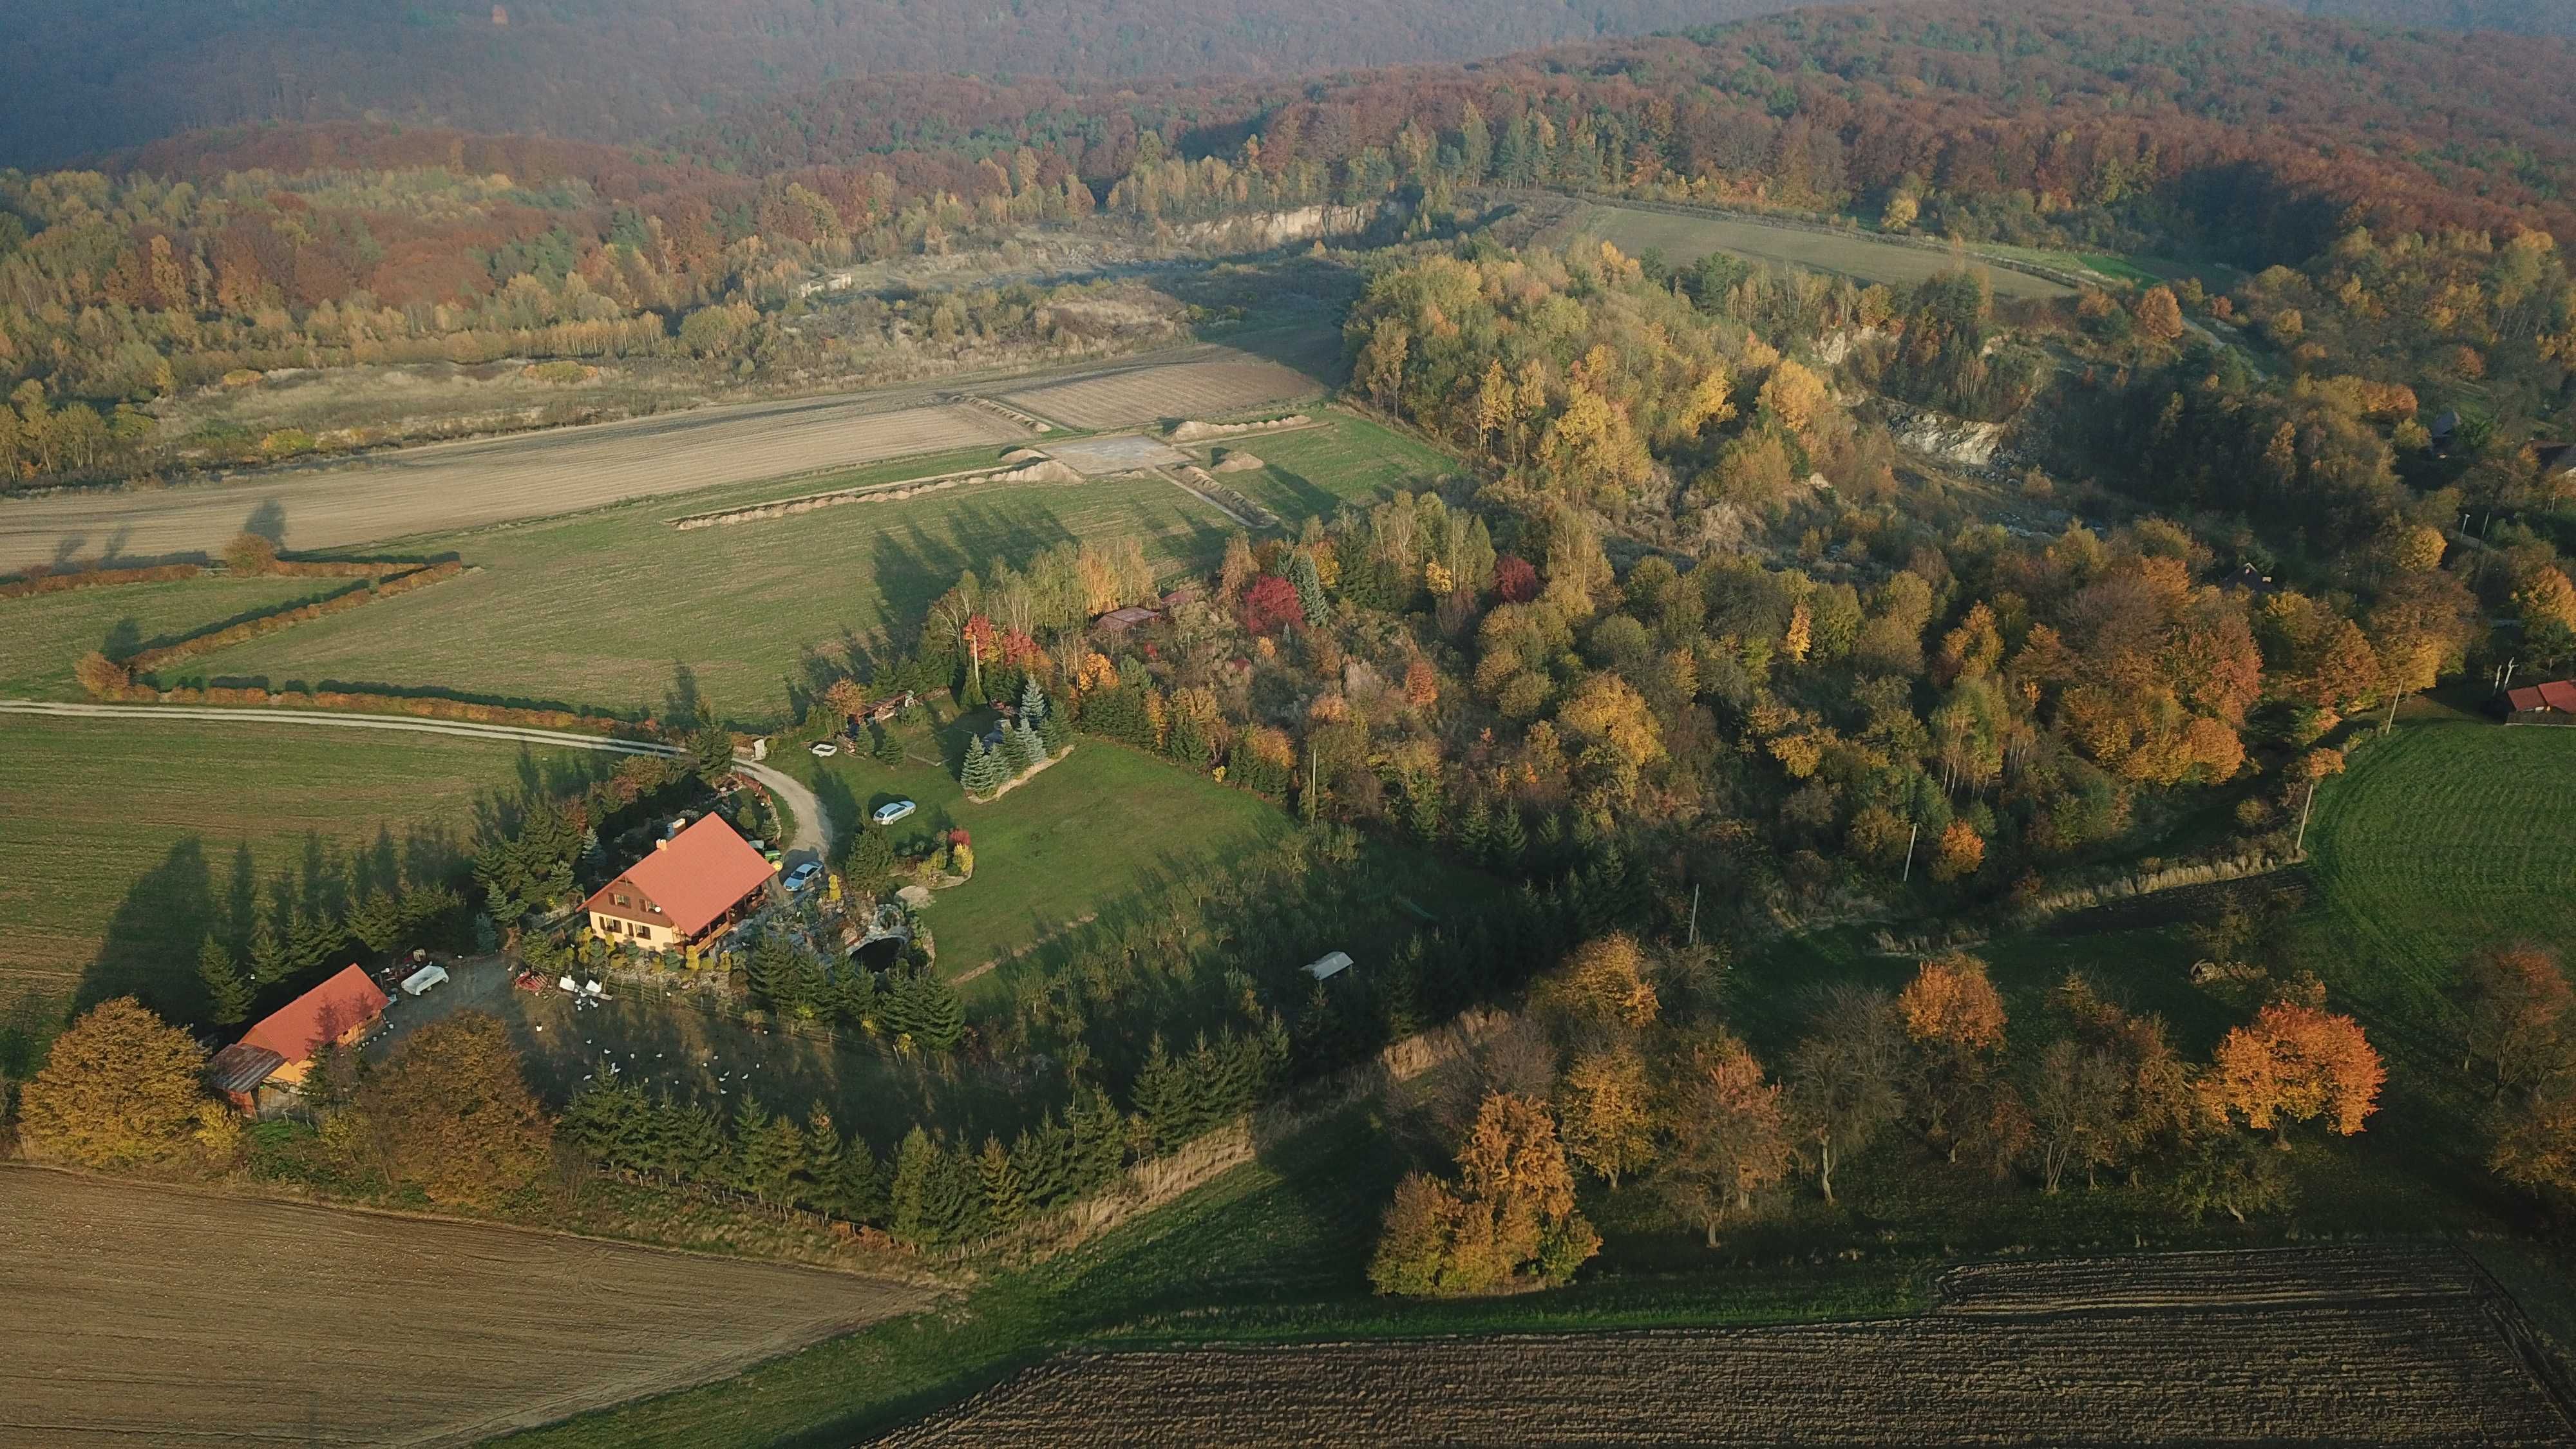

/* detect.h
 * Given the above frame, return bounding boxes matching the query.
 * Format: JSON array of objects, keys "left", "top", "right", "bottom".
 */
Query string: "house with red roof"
[
  {"left": 2502, "top": 678, "right": 2576, "bottom": 726},
  {"left": 205, "top": 963, "right": 390, "bottom": 1113},
  {"left": 583, "top": 813, "right": 776, "bottom": 952}
]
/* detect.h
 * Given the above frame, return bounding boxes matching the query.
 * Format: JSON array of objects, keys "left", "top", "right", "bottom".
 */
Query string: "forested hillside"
[
  {"left": 7, "top": 0, "right": 2576, "bottom": 489},
  {"left": 6, "top": 0, "right": 2570, "bottom": 170}
]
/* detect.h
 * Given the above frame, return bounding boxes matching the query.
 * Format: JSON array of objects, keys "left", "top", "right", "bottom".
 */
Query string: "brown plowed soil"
[{"left": 0, "top": 1168, "right": 930, "bottom": 1448}]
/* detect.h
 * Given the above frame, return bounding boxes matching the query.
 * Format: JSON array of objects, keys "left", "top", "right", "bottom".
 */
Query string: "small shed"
[
  {"left": 1302, "top": 951, "right": 1354, "bottom": 982},
  {"left": 206, "top": 1043, "right": 289, "bottom": 1115}
]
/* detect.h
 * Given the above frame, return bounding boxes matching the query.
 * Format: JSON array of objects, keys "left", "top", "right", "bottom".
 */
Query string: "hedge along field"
[
  {"left": 0, "top": 714, "right": 595, "bottom": 1003},
  {"left": 793, "top": 721, "right": 1293, "bottom": 991},
  {"left": 1200, "top": 412, "right": 1461, "bottom": 521},
  {"left": 184, "top": 446, "right": 1242, "bottom": 724},
  {"left": 1557, "top": 202, "right": 2076, "bottom": 301},
  {"left": 0, "top": 573, "right": 343, "bottom": 698},
  {"left": 2298, "top": 719, "right": 2576, "bottom": 1071}
]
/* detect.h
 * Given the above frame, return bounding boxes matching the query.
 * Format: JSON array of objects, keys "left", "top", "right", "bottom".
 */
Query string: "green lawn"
[
  {"left": 1195, "top": 412, "right": 1460, "bottom": 522},
  {"left": 0, "top": 714, "right": 592, "bottom": 1007},
  {"left": 0, "top": 574, "right": 337, "bottom": 698},
  {"left": 2295, "top": 719, "right": 2576, "bottom": 1075},
  {"left": 790, "top": 715, "right": 1293, "bottom": 987}
]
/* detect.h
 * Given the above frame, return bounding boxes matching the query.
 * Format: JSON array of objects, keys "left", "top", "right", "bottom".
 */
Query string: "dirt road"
[
  {"left": 0, "top": 339, "right": 1326, "bottom": 572},
  {"left": 0, "top": 1167, "right": 928, "bottom": 1448},
  {"left": 0, "top": 699, "right": 831, "bottom": 865}
]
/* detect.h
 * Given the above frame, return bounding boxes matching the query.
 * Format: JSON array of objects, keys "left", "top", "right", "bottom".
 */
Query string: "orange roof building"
[
  {"left": 583, "top": 814, "right": 776, "bottom": 951},
  {"left": 208, "top": 964, "right": 390, "bottom": 1109}
]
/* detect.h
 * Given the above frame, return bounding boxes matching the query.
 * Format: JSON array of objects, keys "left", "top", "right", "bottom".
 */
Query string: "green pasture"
[
  {"left": 1558, "top": 203, "right": 2074, "bottom": 301},
  {"left": 0, "top": 714, "right": 588, "bottom": 1004},
  {"left": 0, "top": 574, "right": 336, "bottom": 699},
  {"left": 1197, "top": 412, "right": 1459, "bottom": 521}
]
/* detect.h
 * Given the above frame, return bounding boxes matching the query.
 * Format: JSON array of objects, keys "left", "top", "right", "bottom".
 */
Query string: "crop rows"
[{"left": 884, "top": 1249, "right": 2573, "bottom": 1446}]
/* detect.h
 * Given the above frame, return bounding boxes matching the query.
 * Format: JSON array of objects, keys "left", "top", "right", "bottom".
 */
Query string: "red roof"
[
  {"left": 2508, "top": 679, "right": 2576, "bottom": 714},
  {"left": 240, "top": 965, "right": 388, "bottom": 1065},
  {"left": 584, "top": 814, "right": 774, "bottom": 939}
]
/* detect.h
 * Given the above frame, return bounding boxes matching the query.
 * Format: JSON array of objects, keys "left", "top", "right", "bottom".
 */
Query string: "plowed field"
[
  {"left": 880, "top": 1247, "right": 2575, "bottom": 1446},
  {"left": 0, "top": 338, "right": 1325, "bottom": 570},
  {"left": 0, "top": 1168, "right": 931, "bottom": 1448}
]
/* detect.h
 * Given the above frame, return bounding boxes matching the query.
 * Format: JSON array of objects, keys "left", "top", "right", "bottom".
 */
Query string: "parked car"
[
  {"left": 873, "top": 798, "right": 917, "bottom": 826},
  {"left": 783, "top": 861, "right": 823, "bottom": 893},
  {"left": 810, "top": 741, "right": 840, "bottom": 757}
]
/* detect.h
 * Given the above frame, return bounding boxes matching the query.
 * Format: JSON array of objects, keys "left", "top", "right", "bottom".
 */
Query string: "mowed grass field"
[
  {"left": 1556, "top": 202, "right": 2074, "bottom": 301},
  {"left": 793, "top": 719, "right": 1293, "bottom": 987},
  {"left": 2299, "top": 720, "right": 2576, "bottom": 1069},
  {"left": 0, "top": 574, "right": 337, "bottom": 699},
  {"left": 0, "top": 714, "right": 587, "bottom": 1003},
  {"left": 183, "top": 413, "right": 1461, "bottom": 724},
  {"left": 187, "top": 447, "right": 1240, "bottom": 720},
  {"left": 1196, "top": 412, "right": 1460, "bottom": 520}
]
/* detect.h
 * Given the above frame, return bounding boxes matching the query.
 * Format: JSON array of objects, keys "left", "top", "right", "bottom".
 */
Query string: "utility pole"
[
  {"left": 1687, "top": 884, "right": 1701, "bottom": 947},
  {"left": 1902, "top": 822, "right": 1920, "bottom": 884},
  {"left": 2294, "top": 778, "right": 2318, "bottom": 858}
]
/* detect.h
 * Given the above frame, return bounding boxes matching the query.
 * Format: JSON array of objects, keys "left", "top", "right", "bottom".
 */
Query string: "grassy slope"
[
  {"left": 187, "top": 450, "right": 1234, "bottom": 719},
  {"left": 794, "top": 719, "right": 1292, "bottom": 987},
  {"left": 1203, "top": 413, "right": 1459, "bottom": 521},
  {"left": 0, "top": 714, "right": 588, "bottom": 1001},
  {"left": 1560, "top": 204, "right": 2073, "bottom": 301},
  {"left": 0, "top": 574, "right": 337, "bottom": 698}
]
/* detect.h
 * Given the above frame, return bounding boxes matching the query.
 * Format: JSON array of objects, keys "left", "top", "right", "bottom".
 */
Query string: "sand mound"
[{"left": 1211, "top": 451, "right": 1265, "bottom": 473}]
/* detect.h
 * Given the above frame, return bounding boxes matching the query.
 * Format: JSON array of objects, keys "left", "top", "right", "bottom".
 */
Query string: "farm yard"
[
  {"left": 0, "top": 1167, "right": 930, "bottom": 1449},
  {"left": 0, "top": 714, "right": 587, "bottom": 998},
  {"left": 1545, "top": 200, "right": 2077, "bottom": 301},
  {"left": 0, "top": 336, "right": 1330, "bottom": 574},
  {"left": 880, "top": 1247, "right": 2574, "bottom": 1447}
]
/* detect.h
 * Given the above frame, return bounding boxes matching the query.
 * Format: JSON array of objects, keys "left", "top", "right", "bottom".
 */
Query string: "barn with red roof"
[
  {"left": 2501, "top": 679, "right": 2576, "bottom": 725},
  {"left": 583, "top": 814, "right": 776, "bottom": 952},
  {"left": 206, "top": 963, "right": 390, "bottom": 1113}
]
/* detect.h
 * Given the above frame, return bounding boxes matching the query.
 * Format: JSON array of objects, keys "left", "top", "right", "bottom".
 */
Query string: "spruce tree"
[
  {"left": 800, "top": 1106, "right": 844, "bottom": 1212},
  {"left": 960, "top": 737, "right": 998, "bottom": 795},
  {"left": 871, "top": 724, "right": 903, "bottom": 766},
  {"left": 1006, "top": 721, "right": 1046, "bottom": 774},
  {"left": 844, "top": 824, "right": 896, "bottom": 896},
  {"left": 1037, "top": 706, "right": 1068, "bottom": 755},
  {"left": 1014, "top": 1118, "right": 1072, "bottom": 1210},
  {"left": 832, "top": 964, "right": 880, "bottom": 1034},
  {"left": 1289, "top": 549, "right": 1329, "bottom": 625},
  {"left": 835, "top": 1138, "right": 889, "bottom": 1225},
  {"left": 198, "top": 936, "right": 254, "bottom": 1025},
  {"left": 1068, "top": 1081, "right": 1130, "bottom": 1192},
  {"left": 245, "top": 914, "right": 290, "bottom": 985},
  {"left": 1457, "top": 796, "right": 1493, "bottom": 866},
  {"left": 1018, "top": 675, "right": 1048, "bottom": 723},
  {"left": 1130, "top": 1036, "right": 1195, "bottom": 1154},
  {"left": 915, "top": 971, "right": 967, "bottom": 1054},
  {"left": 888, "top": 1125, "right": 940, "bottom": 1245},
  {"left": 978, "top": 1135, "right": 1027, "bottom": 1231}
]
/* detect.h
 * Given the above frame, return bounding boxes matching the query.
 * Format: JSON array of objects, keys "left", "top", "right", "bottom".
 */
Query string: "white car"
[
  {"left": 783, "top": 861, "right": 823, "bottom": 892},
  {"left": 810, "top": 741, "right": 840, "bottom": 757},
  {"left": 872, "top": 799, "right": 917, "bottom": 826}
]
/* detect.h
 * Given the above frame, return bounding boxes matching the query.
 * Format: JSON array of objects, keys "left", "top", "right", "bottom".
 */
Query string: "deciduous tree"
[
  {"left": 1655, "top": 1032, "right": 1794, "bottom": 1245},
  {"left": 2202, "top": 1001, "right": 2384, "bottom": 1139},
  {"left": 1786, "top": 985, "right": 1906, "bottom": 1204},
  {"left": 19, "top": 998, "right": 209, "bottom": 1167},
  {"left": 1556, "top": 1046, "right": 1654, "bottom": 1189},
  {"left": 355, "top": 1011, "right": 553, "bottom": 1208}
]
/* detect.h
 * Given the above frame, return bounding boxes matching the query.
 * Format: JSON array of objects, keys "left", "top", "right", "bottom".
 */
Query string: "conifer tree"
[
  {"left": 979, "top": 1135, "right": 1028, "bottom": 1230},
  {"left": 1007, "top": 721, "right": 1047, "bottom": 774},
  {"left": 888, "top": 1124, "right": 941, "bottom": 1245},
  {"left": 800, "top": 1106, "right": 845, "bottom": 1212},
  {"left": 1037, "top": 706, "right": 1069, "bottom": 755},
  {"left": 246, "top": 914, "right": 289, "bottom": 985},
  {"left": 835, "top": 1137, "right": 889, "bottom": 1225},
  {"left": 871, "top": 724, "right": 904, "bottom": 766},
  {"left": 1492, "top": 806, "right": 1530, "bottom": 873},
  {"left": 915, "top": 970, "right": 967, "bottom": 1054},
  {"left": 198, "top": 936, "right": 254, "bottom": 1025},
  {"left": 1014, "top": 1117, "right": 1072, "bottom": 1209},
  {"left": 1018, "top": 675, "right": 1048, "bottom": 723},
  {"left": 960, "top": 737, "right": 1001, "bottom": 795}
]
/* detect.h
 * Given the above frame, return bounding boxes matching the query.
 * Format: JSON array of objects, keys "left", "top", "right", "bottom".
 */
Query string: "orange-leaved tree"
[
  {"left": 2202, "top": 1001, "right": 2384, "bottom": 1141},
  {"left": 1654, "top": 1031, "right": 1794, "bottom": 1246},
  {"left": 2457, "top": 943, "right": 2573, "bottom": 1091},
  {"left": 1897, "top": 951, "right": 2008, "bottom": 1159},
  {"left": 1369, "top": 1091, "right": 1599, "bottom": 1296}
]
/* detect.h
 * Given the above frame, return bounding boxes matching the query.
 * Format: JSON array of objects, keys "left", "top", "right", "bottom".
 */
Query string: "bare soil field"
[
  {"left": 880, "top": 1247, "right": 2575, "bottom": 1446},
  {"left": 0, "top": 339, "right": 1327, "bottom": 573},
  {"left": 0, "top": 1167, "right": 932, "bottom": 1448},
  {"left": 998, "top": 351, "right": 1326, "bottom": 430}
]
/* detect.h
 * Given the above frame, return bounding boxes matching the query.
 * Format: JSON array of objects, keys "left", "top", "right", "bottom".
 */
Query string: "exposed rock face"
[{"left": 1890, "top": 405, "right": 2007, "bottom": 469}]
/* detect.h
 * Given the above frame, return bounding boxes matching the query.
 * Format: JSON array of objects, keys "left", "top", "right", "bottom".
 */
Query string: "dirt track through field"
[
  {"left": 0, "top": 1168, "right": 931, "bottom": 1448},
  {"left": 881, "top": 1246, "right": 2576, "bottom": 1446},
  {"left": 0, "top": 341, "right": 1326, "bottom": 572}
]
